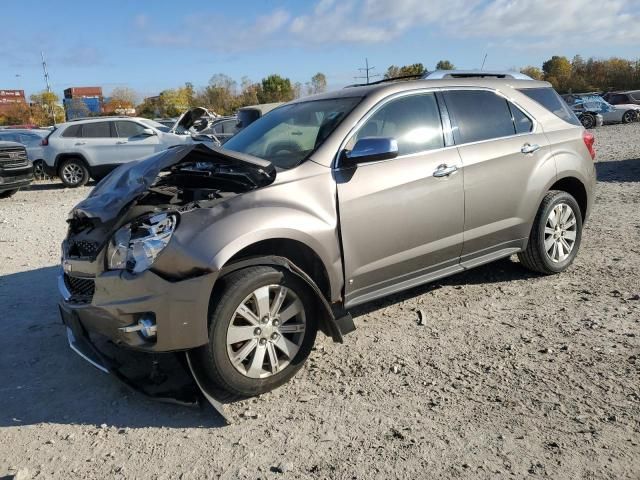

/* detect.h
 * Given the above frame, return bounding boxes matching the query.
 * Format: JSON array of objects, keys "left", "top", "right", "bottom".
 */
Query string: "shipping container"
[
  {"left": 64, "top": 86, "right": 103, "bottom": 98},
  {"left": 63, "top": 97, "right": 103, "bottom": 119}
]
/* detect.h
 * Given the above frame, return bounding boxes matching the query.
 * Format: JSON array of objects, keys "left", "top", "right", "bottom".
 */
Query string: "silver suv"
[{"left": 59, "top": 78, "right": 596, "bottom": 406}]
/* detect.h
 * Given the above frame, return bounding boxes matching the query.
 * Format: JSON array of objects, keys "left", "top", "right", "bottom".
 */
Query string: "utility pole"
[
  {"left": 480, "top": 53, "right": 488, "bottom": 71},
  {"left": 355, "top": 58, "right": 380, "bottom": 84},
  {"left": 40, "top": 51, "right": 55, "bottom": 125}
]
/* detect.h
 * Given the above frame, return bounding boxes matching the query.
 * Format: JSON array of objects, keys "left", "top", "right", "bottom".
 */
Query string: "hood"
[
  {"left": 169, "top": 107, "right": 216, "bottom": 134},
  {"left": 70, "top": 143, "right": 275, "bottom": 223}
]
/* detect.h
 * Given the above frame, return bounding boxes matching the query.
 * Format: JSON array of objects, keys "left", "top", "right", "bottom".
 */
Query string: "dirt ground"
[{"left": 0, "top": 123, "right": 638, "bottom": 479}]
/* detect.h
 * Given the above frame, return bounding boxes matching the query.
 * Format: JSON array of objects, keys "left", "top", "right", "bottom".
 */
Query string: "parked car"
[
  {"left": 602, "top": 90, "right": 640, "bottom": 106},
  {"left": 562, "top": 94, "right": 639, "bottom": 126},
  {"left": 41, "top": 111, "right": 213, "bottom": 187},
  {"left": 200, "top": 116, "right": 239, "bottom": 144},
  {"left": 0, "top": 129, "right": 50, "bottom": 178},
  {"left": 236, "top": 103, "right": 282, "bottom": 130},
  {"left": 59, "top": 77, "right": 595, "bottom": 409},
  {"left": 0, "top": 141, "right": 33, "bottom": 198}
]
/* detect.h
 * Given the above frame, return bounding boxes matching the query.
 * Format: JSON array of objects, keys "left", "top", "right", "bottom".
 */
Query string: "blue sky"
[{"left": 2, "top": 0, "right": 639, "bottom": 101}]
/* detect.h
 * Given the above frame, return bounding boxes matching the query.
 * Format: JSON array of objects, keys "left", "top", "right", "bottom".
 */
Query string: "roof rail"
[
  {"left": 345, "top": 73, "right": 426, "bottom": 88},
  {"left": 67, "top": 115, "right": 135, "bottom": 122},
  {"left": 423, "top": 70, "right": 533, "bottom": 80}
]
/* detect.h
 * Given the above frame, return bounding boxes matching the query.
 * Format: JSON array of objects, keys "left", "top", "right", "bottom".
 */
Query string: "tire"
[
  {"left": 0, "top": 189, "right": 19, "bottom": 199},
  {"left": 622, "top": 110, "right": 635, "bottom": 124},
  {"left": 580, "top": 113, "right": 596, "bottom": 129},
  {"left": 33, "top": 160, "right": 47, "bottom": 180},
  {"left": 58, "top": 157, "right": 89, "bottom": 188},
  {"left": 518, "top": 190, "right": 583, "bottom": 274},
  {"left": 193, "top": 266, "right": 318, "bottom": 399}
]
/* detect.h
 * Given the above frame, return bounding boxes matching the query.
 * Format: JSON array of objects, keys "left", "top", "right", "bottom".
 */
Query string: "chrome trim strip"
[
  {"left": 66, "top": 327, "right": 109, "bottom": 374},
  {"left": 58, "top": 271, "right": 71, "bottom": 301}
]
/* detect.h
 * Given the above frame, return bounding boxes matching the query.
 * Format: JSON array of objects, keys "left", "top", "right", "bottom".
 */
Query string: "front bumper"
[
  {"left": 0, "top": 166, "right": 33, "bottom": 192},
  {"left": 59, "top": 268, "right": 217, "bottom": 352}
]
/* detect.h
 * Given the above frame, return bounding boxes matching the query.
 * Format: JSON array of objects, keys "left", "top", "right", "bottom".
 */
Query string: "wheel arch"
[
  {"left": 54, "top": 152, "right": 90, "bottom": 173},
  {"left": 548, "top": 176, "right": 588, "bottom": 222}
]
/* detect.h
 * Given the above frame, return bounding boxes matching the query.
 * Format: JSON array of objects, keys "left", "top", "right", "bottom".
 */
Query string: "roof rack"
[
  {"left": 423, "top": 70, "right": 533, "bottom": 80},
  {"left": 67, "top": 115, "right": 135, "bottom": 122},
  {"left": 345, "top": 73, "right": 426, "bottom": 88}
]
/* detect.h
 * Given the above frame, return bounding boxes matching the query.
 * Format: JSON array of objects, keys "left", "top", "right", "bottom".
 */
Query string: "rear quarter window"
[{"left": 518, "top": 87, "right": 581, "bottom": 126}]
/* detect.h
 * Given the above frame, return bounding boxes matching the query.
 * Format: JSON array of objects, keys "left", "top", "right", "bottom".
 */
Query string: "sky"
[{"left": 1, "top": 0, "right": 639, "bottom": 101}]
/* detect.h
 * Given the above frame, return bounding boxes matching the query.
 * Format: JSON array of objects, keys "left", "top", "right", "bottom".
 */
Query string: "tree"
[
  {"left": 542, "top": 55, "right": 572, "bottom": 92},
  {"left": 258, "top": 74, "right": 294, "bottom": 103},
  {"left": 384, "top": 63, "right": 425, "bottom": 79},
  {"left": 0, "top": 103, "right": 31, "bottom": 125},
  {"left": 308, "top": 72, "right": 327, "bottom": 95},
  {"left": 106, "top": 87, "right": 137, "bottom": 111},
  {"left": 520, "top": 66, "right": 544, "bottom": 80},
  {"left": 29, "top": 91, "right": 64, "bottom": 124},
  {"left": 197, "top": 74, "right": 238, "bottom": 115},
  {"left": 158, "top": 88, "right": 192, "bottom": 117},
  {"left": 435, "top": 60, "right": 455, "bottom": 71}
]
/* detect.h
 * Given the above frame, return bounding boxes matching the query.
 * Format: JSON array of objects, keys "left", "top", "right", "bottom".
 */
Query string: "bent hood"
[
  {"left": 71, "top": 143, "right": 275, "bottom": 223},
  {"left": 170, "top": 107, "right": 215, "bottom": 134}
]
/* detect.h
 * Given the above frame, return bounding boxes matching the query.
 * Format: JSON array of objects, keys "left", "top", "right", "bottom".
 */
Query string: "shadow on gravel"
[
  {"left": 596, "top": 158, "right": 640, "bottom": 183},
  {"left": 26, "top": 181, "right": 96, "bottom": 191},
  {"left": 351, "top": 256, "right": 537, "bottom": 317},
  {"left": 0, "top": 266, "right": 225, "bottom": 429}
]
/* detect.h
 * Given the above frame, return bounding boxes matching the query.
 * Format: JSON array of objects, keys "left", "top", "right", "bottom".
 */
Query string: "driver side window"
[{"left": 351, "top": 93, "right": 445, "bottom": 156}]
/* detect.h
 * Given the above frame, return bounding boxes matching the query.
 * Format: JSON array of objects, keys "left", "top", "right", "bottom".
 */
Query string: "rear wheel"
[
  {"left": 58, "top": 158, "right": 89, "bottom": 188},
  {"left": 622, "top": 110, "right": 636, "bottom": 124},
  {"left": 33, "top": 160, "right": 47, "bottom": 180},
  {"left": 194, "top": 266, "right": 318, "bottom": 399},
  {"left": 580, "top": 113, "right": 596, "bottom": 129},
  {"left": 0, "top": 189, "right": 19, "bottom": 199},
  {"left": 518, "top": 191, "right": 583, "bottom": 274}
]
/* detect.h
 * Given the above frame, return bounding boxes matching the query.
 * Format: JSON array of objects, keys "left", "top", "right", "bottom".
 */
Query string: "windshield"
[
  {"left": 223, "top": 97, "right": 361, "bottom": 169},
  {"left": 140, "top": 118, "right": 171, "bottom": 133}
]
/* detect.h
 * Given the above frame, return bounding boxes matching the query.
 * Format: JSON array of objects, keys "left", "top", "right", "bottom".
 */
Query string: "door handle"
[
  {"left": 521, "top": 143, "right": 541, "bottom": 154},
  {"left": 433, "top": 164, "right": 458, "bottom": 177},
  {"left": 116, "top": 141, "right": 128, "bottom": 144},
  {"left": 74, "top": 142, "right": 86, "bottom": 145}
]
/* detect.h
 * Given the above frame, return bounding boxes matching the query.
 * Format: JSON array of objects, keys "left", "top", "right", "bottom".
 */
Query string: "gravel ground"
[{"left": 0, "top": 123, "right": 638, "bottom": 479}]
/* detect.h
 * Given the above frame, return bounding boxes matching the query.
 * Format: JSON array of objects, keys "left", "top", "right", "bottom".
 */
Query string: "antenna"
[
  {"left": 480, "top": 53, "right": 488, "bottom": 71},
  {"left": 354, "top": 58, "right": 380, "bottom": 84},
  {"left": 41, "top": 51, "right": 56, "bottom": 125}
]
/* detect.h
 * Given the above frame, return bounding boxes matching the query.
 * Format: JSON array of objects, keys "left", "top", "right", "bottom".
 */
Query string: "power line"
[{"left": 354, "top": 58, "right": 381, "bottom": 84}]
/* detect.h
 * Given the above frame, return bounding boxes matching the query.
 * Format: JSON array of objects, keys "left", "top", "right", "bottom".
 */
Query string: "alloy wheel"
[
  {"left": 226, "top": 284, "right": 306, "bottom": 379},
  {"left": 62, "top": 163, "right": 84, "bottom": 186},
  {"left": 544, "top": 203, "right": 577, "bottom": 263}
]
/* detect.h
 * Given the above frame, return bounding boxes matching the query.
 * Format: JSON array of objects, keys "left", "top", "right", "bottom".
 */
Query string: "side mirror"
[
  {"left": 341, "top": 137, "right": 398, "bottom": 167},
  {"left": 142, "top": 128, "right": 157, "bottom": 136}
]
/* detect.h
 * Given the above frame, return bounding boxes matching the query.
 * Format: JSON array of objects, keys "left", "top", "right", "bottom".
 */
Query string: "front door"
[{"left": 336, "top": 92, "right": 465, "bottom": 307}]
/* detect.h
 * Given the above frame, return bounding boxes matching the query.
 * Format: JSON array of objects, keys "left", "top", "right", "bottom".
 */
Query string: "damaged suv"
[{"left": 60, "top": 78, "right": 596, "bottom": 404}]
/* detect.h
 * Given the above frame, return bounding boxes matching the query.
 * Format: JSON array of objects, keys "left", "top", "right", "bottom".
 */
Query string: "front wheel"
[
  {"left": 194, "top": 266, "right": 318, "bottom": 399},
  {"left": 518, "top": 191, "right": 583, "bottom": 274},
  {"left": 622, "top": 110, "right": 636, "bottom": 124}
]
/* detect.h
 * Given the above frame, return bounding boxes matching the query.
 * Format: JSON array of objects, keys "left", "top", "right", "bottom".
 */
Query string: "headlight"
[{"left": 107, "top": 212, "right": 177, "bottom": 273}]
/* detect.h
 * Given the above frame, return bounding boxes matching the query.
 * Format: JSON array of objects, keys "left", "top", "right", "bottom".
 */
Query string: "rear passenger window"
[
  {"left": 116, "top": 121, "right": 146, "bottom": 138},
  {"left": 82, "top": 122, "right": 112, "bottom": 138},
  {"left": 444, "top": 90, "right": 515, "bottom": 144},
  {"left": 354, "top": 93, "right": 444, "bottom": 156},
  {"left": 518, "top": 87, "right": 581, "bottom": 126},
  {"left": 509, "top": 103, "right": 533, "bottom": 134},
  {"left": 62, "top": 124, "right": 82, "bottom": 138}
]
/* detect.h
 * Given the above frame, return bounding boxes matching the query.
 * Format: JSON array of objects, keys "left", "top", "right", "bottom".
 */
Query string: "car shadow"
[
  {"left": 0, "top": 266, "right": 226, "bottom": 429},
  {"left": 26, "top": 181, "right": 97, "bottom": 191},
  {"left": 596, "top": 158, "right": 640, "bottom": 183},
  {"left": 350, "top": 256, "right": 537, "bottom": 317}
]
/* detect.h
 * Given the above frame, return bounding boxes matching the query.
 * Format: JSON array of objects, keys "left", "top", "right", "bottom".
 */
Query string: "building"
[
  {"left": 63, "top": 86, "right": 104, "bottom": 120},
  {"left": 0, "top": 90, "right": 27, "bottom": 115}
]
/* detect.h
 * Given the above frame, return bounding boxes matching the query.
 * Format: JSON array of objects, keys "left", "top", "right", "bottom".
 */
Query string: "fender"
[{"left": 219, "top": 255, "right": 355, "bottom": 343}]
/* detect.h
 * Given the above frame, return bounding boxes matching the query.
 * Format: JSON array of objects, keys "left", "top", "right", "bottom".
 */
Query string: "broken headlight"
[{"left": 107, "top": 212, "right": 178, "bottom": 273}]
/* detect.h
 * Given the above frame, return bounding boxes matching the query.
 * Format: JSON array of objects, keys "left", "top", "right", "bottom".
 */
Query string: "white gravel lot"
[{"left": 0, "top": 123, "right": 638, "bottom": 479}]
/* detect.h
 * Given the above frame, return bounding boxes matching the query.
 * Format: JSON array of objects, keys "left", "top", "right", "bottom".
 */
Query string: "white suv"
[{"left": 42, "top": 116, "right": 199, "bottom": 187}]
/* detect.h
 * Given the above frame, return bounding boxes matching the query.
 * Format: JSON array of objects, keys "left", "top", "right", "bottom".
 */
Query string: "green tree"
[
  {"left": 435, "top": 60, "right": 455, "bottom": 70},
  {"left": 30, "top": 91, "right": 64, "bottom": 124},
  {"left": 520, "top": 66, "right": 544, "bottom": 80},
  {"left": 542, "top": 56, "right": 572, "bottom": 92},
  {"left": 258, "top": 74, "right": 294, "bottom": 103},
  {"left": 384, "top": 63, "right": 425, "bottom": 79},
  {"left": 198, "top": 74, "right": 238, "bottom": 115}
]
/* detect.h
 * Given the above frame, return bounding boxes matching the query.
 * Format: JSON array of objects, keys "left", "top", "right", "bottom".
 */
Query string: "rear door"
[
  {"left": 114, "top": 121, "right": 161, "bottom": 162},
  {"left": 442, "top": 89, "right": 554, "bottom": 260},
  {"left": 77, "top": 121, "right": 119, "bottom": 167},
  {"left": 337, "top": 91, "right": 465, "bottom": 306}
]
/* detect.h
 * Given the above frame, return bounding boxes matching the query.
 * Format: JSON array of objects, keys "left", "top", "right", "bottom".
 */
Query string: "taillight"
[
  {"left": 41, "top": 137, "right": 48, "bottom": 146},
  {"left": 582, "top": 131, "right": 595, "bottom": 160}
]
